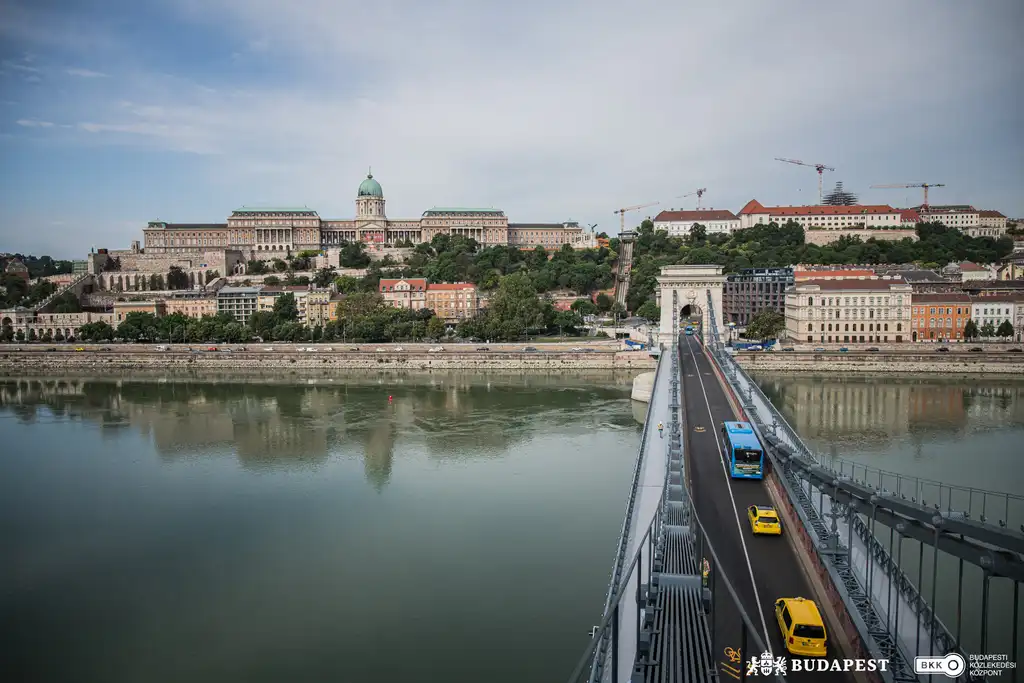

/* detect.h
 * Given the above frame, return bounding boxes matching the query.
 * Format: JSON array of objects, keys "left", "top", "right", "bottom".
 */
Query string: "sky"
[{"left": 0, "top": 0, "right": 1022, "bottom": 259}]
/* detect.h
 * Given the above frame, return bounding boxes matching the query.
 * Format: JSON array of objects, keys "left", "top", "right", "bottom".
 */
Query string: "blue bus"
[{"left": 721, "top": 421, "right": 764, "bottom": 479}]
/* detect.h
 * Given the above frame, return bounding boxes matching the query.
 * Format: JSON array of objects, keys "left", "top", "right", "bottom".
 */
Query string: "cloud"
[
  {"left": 1, "top": 0, "right": 1023, "bottom": 257},
  {"left": 66, "top": 67, "right": 108, "bottom": 78},
  {"left": 16, "top": 118, "right": 54, "bottom": 127}
]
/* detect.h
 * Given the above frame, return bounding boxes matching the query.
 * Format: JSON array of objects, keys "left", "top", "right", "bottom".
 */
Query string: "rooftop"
[
  {"left": 508, "top": 222, "right": 571, "bottom": 230},
  {"left": 912, "top": 293, "right": 972, "bottom": 303},
  {"left": 979, "top": 210, "right": 1006, "bottom": 218},
  {"left": 218, "top": 286, "right": 264, "bottom": 295},
  {"left": 922, "top": 205, "right": 976, "bottom": 213},
  {"left": 654, "top": 209, "right": 738, "bottom": 222},
  {"left": 738, "top": 200, "right": 897, "bottom": 216},
  {"left": 146, "top": 222, "right": 228, "bottom": 230},
  {"left": 793, "top": 278, "right": 911, "bottom": 291},
  {"left": 427, "top": 282, "right": 477, "bottom": 291},
  {"left": 231, "top": 207, "right": 319, "bottom": 215},
  {"left": 423, "top": 207, "right": 505, "bottom": 216}
]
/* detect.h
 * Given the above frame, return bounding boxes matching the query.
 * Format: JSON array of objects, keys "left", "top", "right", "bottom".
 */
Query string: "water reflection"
[
  {"left": 0, "top": 375, "right": 636, "bottom": 491},
  {"left": 750, "top": 373, "right": 1024, "bottom": 497}
]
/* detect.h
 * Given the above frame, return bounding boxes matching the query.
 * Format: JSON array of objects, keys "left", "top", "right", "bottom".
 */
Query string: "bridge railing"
[{"left": 589, "top": 349, "right": 666, "bottom": 673}]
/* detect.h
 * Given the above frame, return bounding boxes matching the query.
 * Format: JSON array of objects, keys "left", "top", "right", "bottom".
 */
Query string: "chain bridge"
[{"left": 566, "top": 278, "right": 1023, "bottom": 683}]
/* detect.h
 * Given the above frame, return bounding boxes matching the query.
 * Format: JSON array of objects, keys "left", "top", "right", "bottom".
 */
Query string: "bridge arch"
[{"left": 655, "top": 264, "right": 725, "bottom": 345}]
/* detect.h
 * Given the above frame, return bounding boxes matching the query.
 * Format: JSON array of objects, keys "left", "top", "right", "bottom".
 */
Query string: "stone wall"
[
  {"left": 803, "top": 228, "right": 918, "bottom": 246},
  {"left": 735, "top": 352, "right": 1024, "bottom": 374},
  {"left": 0, "top": 348, "right": 657, "bottom": 372}
]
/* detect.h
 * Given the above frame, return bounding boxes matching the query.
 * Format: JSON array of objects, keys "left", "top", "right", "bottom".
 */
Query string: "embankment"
[
  {"left": 734, "top": 351, "right": 1024, "bottom": 375},
  {"left": 0, "top": 346, "right": 657, "bottom": 373}
]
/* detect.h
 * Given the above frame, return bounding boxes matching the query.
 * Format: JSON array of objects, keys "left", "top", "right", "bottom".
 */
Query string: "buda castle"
[{"left": 142, "top": 172, "right": 596, "bottom": 258}]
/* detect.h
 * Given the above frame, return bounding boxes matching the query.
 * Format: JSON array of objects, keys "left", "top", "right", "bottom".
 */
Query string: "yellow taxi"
[
  {"left": 747, "top": 505, "right": 782, "bottom": 535},
  {"left": 775, "top": 597, "right": 828, "bottom": 657},
  {"left": 75, "top": 347, "right": 86, "bottom": 352}
]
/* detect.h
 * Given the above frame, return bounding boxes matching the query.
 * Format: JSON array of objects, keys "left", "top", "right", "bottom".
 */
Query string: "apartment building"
[
  {"left": 424, "top": 283, "right": 480, "bottom": 322},
  {"left": 257, "top": 285, "right": 313, "bottom": 324},
  {"left": 723, "top": 268, "right": 793, "bottom": 326},
  {"left": 910, "top": 293, "right": 972, "bottom": 342},
  {"left": 306, "top": 290, "right": 345, "bottom": 327},
  {"left": 164, "top": 295, "right": 218, "bottom": 318},
  {"left": 784, "top": 278, "right": 913, "bottom": 344},
  {"left": 970, "top": 296, "right": 1024, "bottom": 339},
  {"left": 216, "top": 286, "right": 262, "bottom": 323},
  {"left": 378, "top": 278, "right": 427, "bottom": 310}
]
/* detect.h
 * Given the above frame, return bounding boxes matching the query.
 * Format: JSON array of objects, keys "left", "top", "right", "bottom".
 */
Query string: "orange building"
[
  {"left": 793, "top": 267, "right": 876, "bottom": 281},
  {"left": 425, "top": 283, "right": 480, "bottom": 322},
  {"left": 164, "top": 296, "right": 218, "bottom": 319},
  {"left": 910, "top": 292, "right": 972, "bottom": 342}
]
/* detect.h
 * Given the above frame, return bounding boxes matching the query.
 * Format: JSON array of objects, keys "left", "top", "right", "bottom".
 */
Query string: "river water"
[
  {"left": 0, "top": 373, "right": 642, "bottom": 683},
  {"left": 751, "top": 372, "right": 1024, "bottom": 661}
]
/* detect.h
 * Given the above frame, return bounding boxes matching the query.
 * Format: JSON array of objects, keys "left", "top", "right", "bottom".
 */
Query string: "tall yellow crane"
[
  {"left": 869, "top": 182, "right": 946, "bottom": 209},
  {"left": 613, "top": 201, "right": 659, "bottom": 233},
  {"left": 676, "top": 188, "right": 708, "bottom": 209},
  {"left": 774, "top": 157, "right": 835, "bottom": 205}
]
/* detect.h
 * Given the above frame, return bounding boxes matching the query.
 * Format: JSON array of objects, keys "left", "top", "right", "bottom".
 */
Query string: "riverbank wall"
[
  {"left": 0, "top": 347, "right": 657, "bottom": 373},
  {"left": 734, "top": 352, "right": 1024, "bottom": 374}
]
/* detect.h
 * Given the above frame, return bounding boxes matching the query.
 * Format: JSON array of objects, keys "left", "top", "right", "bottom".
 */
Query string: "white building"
[
  {"left": 652, "top": 209, "right": 740, "bottom": 236},
  {"left": 968, "top": 210, "right": 1008, "bottom": 238},
  {"left": 738, "top": 199, "right": 903, "bottom": 230},
  {"left": 970, "top": 296, "right": 1024, "bottom": 340},
  {"left": 784, "top": 278, "right": 913, "bottom": 344},
  {"left": 920, "top": 205, "right": 980, "bottom": 230}
]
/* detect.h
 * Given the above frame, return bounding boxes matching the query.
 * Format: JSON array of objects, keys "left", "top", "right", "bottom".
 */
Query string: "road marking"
[
  {"left": 721, "top": 648, "right": 742, "bottom": 679},
  {"left": 684, "top": 336, "right": 772, "bottom": 647}
]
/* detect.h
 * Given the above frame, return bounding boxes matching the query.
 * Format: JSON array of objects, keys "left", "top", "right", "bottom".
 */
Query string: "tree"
[
  {"left": 314, "top": 267, "right": 337, "bottom": 288},
  {"left": 964, "top": 319, "right": 980, "bottom": 339},
  {"left": 997, "top": 320, "right": 1014, "bottom": 338},
  {"left": 426, "top": 316, "right": 446, "bottom": 339},
  {"left": 167, "top": 266, "right": 190, "bottom": 290},
  {"left": 688, "top": 223, "right": 707, "bottom": 244},
  {"left": 595, "top": 293, "right": 613, "bottom": 312},
  {"left": 263, "top": 275, "right": 281, "bottom": 285},
  {"left": 745, "top": 310, "right": 786, "bottom": 341},
  {"left": 246, "top": 260, "right": 268, "bottom": 275},
  {"left": 635, "top": 301, "right": 660, "bottom": 322},
  {"left": 477, "top": 271, "right": 545, "bottom": 340},
  {"left": 273, "top": 293, "right": 299, "bottom": 321},
  {"left": 981, "top": 321, "right": 996, "bottom": 338},
  {"left": 273, "top": 259, "right": 288, "bottom": 273}
]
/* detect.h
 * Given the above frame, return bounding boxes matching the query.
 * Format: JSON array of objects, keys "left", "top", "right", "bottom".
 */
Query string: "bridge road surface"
[{"left": 680, "top": 335, "right": 853, "bottom": 683}]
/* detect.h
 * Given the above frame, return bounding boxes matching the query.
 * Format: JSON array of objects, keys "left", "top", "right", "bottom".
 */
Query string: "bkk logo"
[{"left": 745, "top": 651, "right": 890, "bottom": 676}]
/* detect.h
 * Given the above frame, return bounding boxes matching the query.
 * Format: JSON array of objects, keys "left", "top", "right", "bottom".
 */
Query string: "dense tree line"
[{"left": 625, "top": 220, "right": 1014, "bottom": 312}]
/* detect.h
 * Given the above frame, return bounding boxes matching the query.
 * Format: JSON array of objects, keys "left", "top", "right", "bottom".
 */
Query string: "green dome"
[{"left": 358, "top": 172, "right": 383, "bottom": 198}]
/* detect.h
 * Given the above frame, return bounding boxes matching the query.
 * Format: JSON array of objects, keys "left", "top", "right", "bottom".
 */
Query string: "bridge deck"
[{"left": 680, "top": 335, "right": 852, "bottom": 682}]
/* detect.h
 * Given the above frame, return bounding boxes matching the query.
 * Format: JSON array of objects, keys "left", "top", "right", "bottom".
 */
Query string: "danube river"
[
  {"left": 0, "top": 373, "right": 642, "bottom": 683},
  {"left": 752, "top": 372, "right": 1024, "bottom": 659}
]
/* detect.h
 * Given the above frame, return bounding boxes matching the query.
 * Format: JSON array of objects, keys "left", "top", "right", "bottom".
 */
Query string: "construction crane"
[
  {"left": 774, "top": 157, "right": 835, "bottom": 205},
  {"left": 676, "top": 188, "right": 708, "bottom": 209},
  {"left": 613, "top": 202, "right": 659, "bottom": 233},
  {"left": 869, "top": 183, "right": 946, "bottom": 209}
]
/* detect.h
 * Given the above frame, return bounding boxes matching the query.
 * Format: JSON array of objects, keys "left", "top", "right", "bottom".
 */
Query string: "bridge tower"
[{"left": 655, "top": 265, "right": 725, "bottom": 346}]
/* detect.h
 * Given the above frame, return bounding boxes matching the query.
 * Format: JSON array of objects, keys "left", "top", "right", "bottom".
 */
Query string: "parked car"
[
  {"left": 968, "top": 347, "right": 983, "bottom": 353},
  {"left": 813, "top": 347, "right": 826, "bottom": 353},
  {"left": 866, "top": 347, "right": 880, "bottom": 352},
  {"left": 523, "top": 346, "right": 539, "bottom": 352},
  {"left": 781, "top": 347, "right": 795, "bottom": 352},
  {"left": 1008, "top": 348, "right": 1023, "bottom": 353},
  {"left": 936, "top": 347, "right": 950, "bottom": 352},
  {"left": 838, "top": 347, "right": 849, "bottom": 353},
  {"left": 428, "top": 346, "right": 444, "bottom": 353},
  {"left": 476, "top": 346, "right": 490, "bottom": 351}
]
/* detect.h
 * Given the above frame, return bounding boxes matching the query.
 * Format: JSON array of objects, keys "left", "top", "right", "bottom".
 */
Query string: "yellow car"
[
  {"left": 747, "top": 505, "right": 782, "bottom": 535},
  {"left": 775, "top": 597, "right": 828, "bottom": 657},
  {"left": 75, "top": 347, "right": 86, "bottom": 352}
]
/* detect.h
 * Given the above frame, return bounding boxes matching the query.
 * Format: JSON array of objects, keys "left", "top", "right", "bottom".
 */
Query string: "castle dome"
[{"left": 358, "top": 172, "right": 383, "bottom": 198}]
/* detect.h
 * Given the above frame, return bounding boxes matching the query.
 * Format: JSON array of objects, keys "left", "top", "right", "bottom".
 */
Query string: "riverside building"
[{"left": 784, "top": 278, "right": 913, "bottom": 344}]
